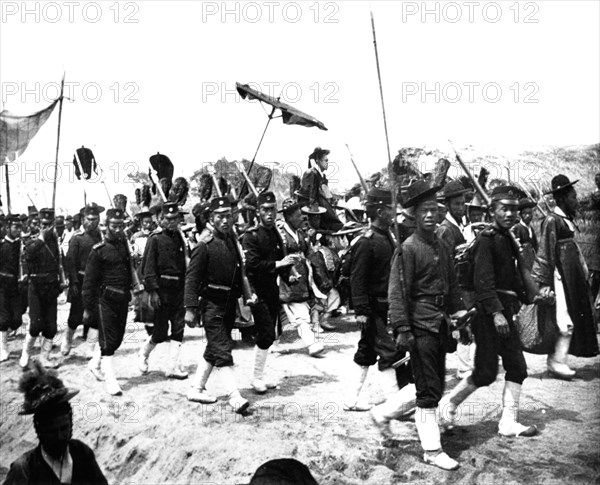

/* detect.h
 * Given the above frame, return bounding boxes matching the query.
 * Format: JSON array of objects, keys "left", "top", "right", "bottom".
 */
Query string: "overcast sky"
[{"left": 1, "top": 0, "right": 599, "bottom": 213}]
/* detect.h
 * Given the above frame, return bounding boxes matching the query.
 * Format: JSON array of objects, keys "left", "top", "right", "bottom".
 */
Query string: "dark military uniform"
[
  {"left": 66, "top": 230, "right": 102, "bottom": 331},
  {"left": 242, "top": 224, "right": 283, "bottom": 350},
  {"left": 24, "top": 231, "right": 63, "bottom": 338},
  {"left": 389, "top": 232, "right": 464, "bottom": 408},
  {"left": 185, "top": 230, "right": 242, "bottom": 366},
  {"left": 0, "top": 235, "right": 26, "bottom": 332},
  {"left": 470, "top": 225, "right": 529, "bottom": 387},
  {"left": 436, "top": 215, "right": 466, "bottom": 256},
  {"left": 82, "top": 235, "right": 132, "bottom": 356},
  {"left": 350, "top": 225, "right": 404, "bottom": 372},
  {"left": 143, "top": 228, "right": 186, "bottom": 344}
]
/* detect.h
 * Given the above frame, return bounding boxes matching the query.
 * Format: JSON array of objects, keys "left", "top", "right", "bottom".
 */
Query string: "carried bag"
[{"left": 515, "top": 303, "right": 559, "bottom": 354}]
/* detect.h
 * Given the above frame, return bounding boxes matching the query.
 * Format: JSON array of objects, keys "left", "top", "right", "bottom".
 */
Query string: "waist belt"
[
  {"left": 104, "top": 285, "right": 127, "bottom": 295},
  {"left": 160, "top": 275, "right": 180, "bottom": 281},
  {"left": 370, "top": 296, "right": 388, "bottom": 304},
  {"left": 207, "top": 283, "right": 231, "bottom": 292},
  {"left": 78, "top": 270, "right": 86, "bottom": 277},
  {"left": 0, "top": 272, "right": 16, "bottom": 278},
  {"left": 496, "top": 289, "right": 518, "bottom": 299},
  {"left": 415, "top": 295, "right": 446, "bottom": 307},
  {"left": 29, "top": 273, "right": 51, "bottom": 278}
]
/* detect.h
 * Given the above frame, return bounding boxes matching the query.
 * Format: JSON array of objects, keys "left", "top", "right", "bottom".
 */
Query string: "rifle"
[
  {"left": 345, "top": 143, "right": 368, "bottom": 193},
  {"left": 207, "top": 164, "right": 258, "bottom": 307},
  {"left": 449, "top": 141, "right": 540, "bottom": 302}
]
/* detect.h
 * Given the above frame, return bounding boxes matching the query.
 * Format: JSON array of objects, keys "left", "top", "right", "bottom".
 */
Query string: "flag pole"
[
  {"left": 240, "top": 106, "right": 276, "bottom": 197},
  {"left": 51, "top": 73, "right": 66, "bottom": 210},
  {"left": 369, "top": 6, "right": 400, "bottom": 244}
]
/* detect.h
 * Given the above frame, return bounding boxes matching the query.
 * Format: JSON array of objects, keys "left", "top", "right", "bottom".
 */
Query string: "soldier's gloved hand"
[
  {"left": 534, "top": 286, "right": 555, "bottom": 306},
  {"left": 356, "top": 315, "right": 369, "bottom": 331},
  {"left": 149, "top": 290, "right": 161, "bottom": 309},
  {"left": 395, "top": 331, "right": 414, "bottom": 354},
  {"left": 493, "top": 312, "right": 510, "bottom": 338},
  {"left": 185, "top": 309, "right": 199, "bottom": 328},
  {"left": 82, "top": 309, "right": 91, "bottom": 325}
]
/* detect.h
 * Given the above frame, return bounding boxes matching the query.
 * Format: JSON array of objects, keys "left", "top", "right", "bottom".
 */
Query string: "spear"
[{"left": 51, "top": 73, "right": 66, "bottom": 209}]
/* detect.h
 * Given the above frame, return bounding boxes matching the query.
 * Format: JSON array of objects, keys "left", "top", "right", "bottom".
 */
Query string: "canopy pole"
[
  {"left": 241, "top": 106, "right": 275, "bottom": 197},
  {"left": 51, "top": 73, "right": 66, "bottom": 210}
]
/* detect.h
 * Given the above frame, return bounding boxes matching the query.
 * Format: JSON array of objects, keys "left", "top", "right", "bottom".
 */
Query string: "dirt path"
[{"left": 1, "top": 305, "right": 598, "bottom": 484}]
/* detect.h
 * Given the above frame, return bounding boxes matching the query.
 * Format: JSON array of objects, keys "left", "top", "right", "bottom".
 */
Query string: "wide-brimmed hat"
[
  {"left": 249, "top": 458, "right": 318, "bottom": 485},
  {"left": 301, "top": 203, "right": 326, "bottom": 215},
  {"left": 442, "top": 180, "right": 470, "bottom": 200},
  {"left": 466, "top": 193, "right": 488, "bottom": 209},
  {"left": 402, "top": 180, "right": 442, "bottom": 208},
  {"left": 19, "top": 361, "right": 79, "bottom": 415},
  {"left": 544, "top": 174, "right": 579, "bottom": 196}
]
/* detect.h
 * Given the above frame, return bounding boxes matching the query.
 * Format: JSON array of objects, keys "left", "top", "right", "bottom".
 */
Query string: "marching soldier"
[
  {"left": 388, "top": 180, "right": 466, "bottom": 470},
  {"left": 242, "top": 192, "right": 297, "bottom": 394},
  {"left": 0, "top": 214, "right": 26, "bottom": 362},
  {"left": 436, "top": 180, "right": 470, "bottom": 253},
  {"left": 276, "top": 198, "right": 324, "bottom": 357},
  {"left": 511, "top": 197, "right": 538, "bottom": 271},
  {"left": 347, "top": 188, "right": 415, "bottom": 437},
  {"left": 532, "top": 175, "right": 599, "bottom": 378},
  {"left": 82, "top": 208, "right": 133, "bottom": 395},
  {"left": 185, "top": 197, "right": 249, "bottom": 413},
  {"left": 441, "top": 186, "right": 545, "bottom": 444},
  {"left": 138, "top": 203, "right": 188, "bottom": 379},
  {"left": 61, "top": 203, "right": 104, "bottom": 358},
  {"left": 19, "top": 208, "right": 65, "bottom": 369}
]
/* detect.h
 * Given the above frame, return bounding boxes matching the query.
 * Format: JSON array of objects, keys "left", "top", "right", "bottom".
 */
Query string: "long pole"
[
  {"left": 370, "top": 7, "right": 400, "bottom": 244},
  {"left": 5, "top": 164, "right": 11, "bottom": 213},
  {"left": 240, "top": 106, "right": 275, "bottom": 197},
  {"left": 52, "top": 73, "right": 65, "bottom": 209}
]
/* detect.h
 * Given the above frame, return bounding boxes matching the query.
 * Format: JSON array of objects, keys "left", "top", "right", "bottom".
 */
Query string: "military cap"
[
  {"left": 402, "top": 180, "right": 442, "bottom": 208},
  {"left": 28, "top": 206, "right": 39, "bottom": 217},
  {"left": 365, "top": 187, "right": 393, "bottom": 207},
  {"left": 54, "top": 216, "right": 65, "bottom": 228},
  {"left": 66, "top": 215, "right": 73, "bottom": 221},
  {"left": 209, "top": 196, "right": 232, "bottom": 213},
  {"left": 135, "top": 210, "right": 153, "bottom": 220},
  {"left": 82, "top": 203, "right": 105, "bottom": 217},
  {"left": 279, "top": 198, "right": 299, "bottom": 214},
  {"left": 19, "top": 214, "right": 29, "bottom": 223},
  {"left": 544, "top": 174, "right": 579, "bottom": 196},
  {"left": 105, "top": 208, "right": 125, "bottom": 222},
  {"left": 72, "top": 213, "right": 81, "bottom": 224},
  {"left": 257, "top": 191, "right": 277, "bottom": 208},
  {"left": 162, "top": 202, "right": 181, "bottom": 217},
  {"left": 442, "top": 180, "right": 470, "bottom": 200},
  {"left": 6, "top": 214, "right": 23, "bottom": 225},
  {"left": 490, "top": 185, "right": 520, "bottom": 205},
  {"left": 39, "top": 208, "right": 55, "bottom": 222},
  {"left": 518, "top": 197, "right": 537, "bottom": 210}
]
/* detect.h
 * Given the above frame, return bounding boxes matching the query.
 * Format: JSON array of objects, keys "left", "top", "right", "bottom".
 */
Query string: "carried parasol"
[{"left": 235, "top": 82, "right": 328, "bottom": 194}]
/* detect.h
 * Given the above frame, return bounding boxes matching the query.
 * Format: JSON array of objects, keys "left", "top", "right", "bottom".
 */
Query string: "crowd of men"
[{"left": 1, "top": 146, "right": 599, "bottom": 472}]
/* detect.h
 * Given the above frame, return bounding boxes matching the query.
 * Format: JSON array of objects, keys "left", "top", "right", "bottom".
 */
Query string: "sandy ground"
[{"left": 1, "top": 300, "right": 599, "bottom": 485}]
